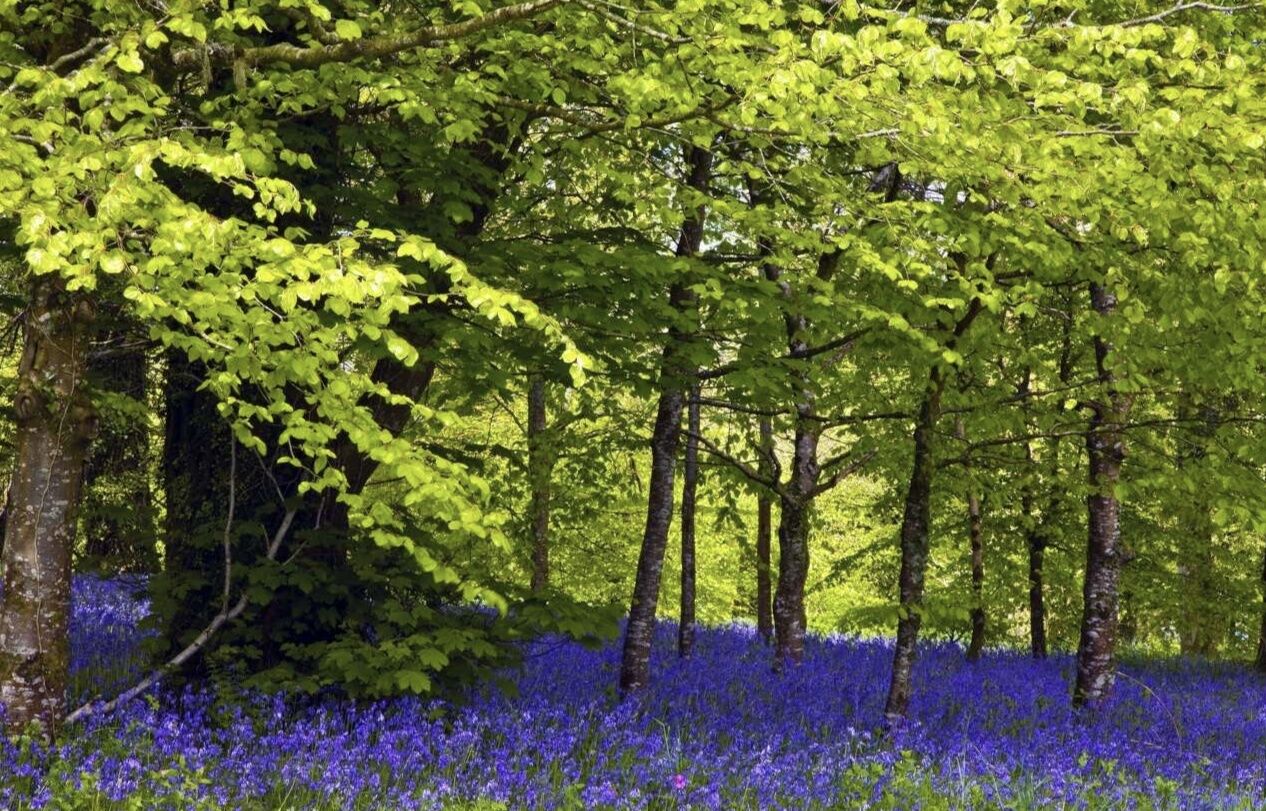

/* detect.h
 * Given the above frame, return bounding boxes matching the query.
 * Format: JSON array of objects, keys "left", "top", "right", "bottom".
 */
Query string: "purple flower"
[{"left": 3, "top": 578, "right": 1266, "bottom": 808}]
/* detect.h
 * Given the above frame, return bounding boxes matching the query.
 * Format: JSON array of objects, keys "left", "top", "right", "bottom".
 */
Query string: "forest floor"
[{"left": 1, "top": 577, "right": 1263, "bottom": 809}]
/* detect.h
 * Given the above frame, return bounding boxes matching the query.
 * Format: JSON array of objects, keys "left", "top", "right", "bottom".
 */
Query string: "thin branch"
[
  {"left": 221, "top": 442, "right": 236, "bottom": 613},
  {"left": 66, "top": 508, "right": 297, "bottom": 725},
  {"left": 499, "top": 94, "right": 733, "bottom": 134},
  {"left": 575, "top": 0, "right": 687, "bottom": 43},
  {"left": 686, "top": 429, "right": 784, "bottom": 497},
  {"left": 812, "top": 448, "right": 878, "bottom": 496},
  {"left": 920, "top": 1, "right": 1259, "bottom": 28},
  {"left": 697, "top": 329, "right": 870, "bottom": 381},
  {"left": 171, "top": 0, "right": 566, "bottom": 70},
  {"left": 1118, "top": 2, "right": 1260, "bottom": 27}
]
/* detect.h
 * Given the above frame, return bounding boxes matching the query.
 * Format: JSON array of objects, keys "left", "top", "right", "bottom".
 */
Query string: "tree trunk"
[
  {"left": 527, "top": 375, "right": 551, "bottom": 593},
  {"left": 773, "top": 390, "right": 821, "bottom": 666},
  {"left": 678, "top": 387, "right": 700, "bottom": 657},
  {"left": 1021, "top": 313, "right": 1069, "bottom": 660},
  {"left": 1176, "top": 519, "right": 1217, "bottom": 657},
  {"left": 1073, "top": 282, "right": 1131, "bottom": 708},
  {"left": 955, "top": 418, "right": 985, "bottom": 661},
  {"left": 619, "top": 362, "right": 687, "bottom": 691},
  {"left": 619, "top": 145, "right": 711, "bottom": 692},
  {"left": 965, "top": 481, "right": 985, "bottom": 661},
  {"left": 1256, "top": 545, "right": 1266, "bottom": 673},
  {"left": 773, "top": 489, "right": 812, "bottom": 666},
  {"left": 755, "top": 417, "right": 774, "bottom": 643},
  {"left": 764, "top": 249, "right": 838, "bottom": 668},
  {"left": 1024, "top": 464, "right": 1048, "bottom": 659},
  {"left": 1176, "top": 405, "right": 1221, "bottom": 658},
  {"left": 83, "top": 334, "right": 155, "bottom": 573},
  {"left": 883, "top": 378, "right": 941, "bottom": 723},
  {"left": 0, "top": 281, "right": 96, "bottom": 736},
  {"left": 883, "top": 295, "right": 981, "bottom": 723}
]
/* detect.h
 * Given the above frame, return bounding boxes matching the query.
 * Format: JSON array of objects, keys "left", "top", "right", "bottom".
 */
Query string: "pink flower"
[{"left": 671, "top": 773, "right": 687, "bottom": 791}]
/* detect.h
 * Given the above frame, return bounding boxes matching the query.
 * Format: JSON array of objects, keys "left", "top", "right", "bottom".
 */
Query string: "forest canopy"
[{"left": 2, "top": 0, "right": 1266, "bottom": 762}]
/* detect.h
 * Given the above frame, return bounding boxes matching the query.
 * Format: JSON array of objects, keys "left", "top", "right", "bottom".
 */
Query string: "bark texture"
[
  {"left": 965, "top": 479, "right": 985, "bottom": 661},
  {"left": 883, "top": 379, "right": 942, "bottom": 723},
  {"left": 755, "top": 417, "right": 774, "bottom": 643},
  {"left": 619, "top": 146, "right": 712, "bottom": 692},
  {"left": 0, "top": 281, "right": 97, "bottom": 735},
  {"left": 884, "top": 297, "right": 982, "bottom": 723},
  {"left": 527, "top": 375, "right": 551, "bottom": 593},
  {"left": 678, "top": 388, "right": 700, "bottom": 657},
  {"left": 1073, "top": 282, "right": 1132, "bottom": 708},
  {"left": 765, "top": 250, "right": 841, "bottom": 667}
]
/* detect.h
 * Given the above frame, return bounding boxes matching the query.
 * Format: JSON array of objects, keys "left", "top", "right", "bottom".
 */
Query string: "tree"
[{"left": 620, "top": 144, "right": 713, "bottom": 692}]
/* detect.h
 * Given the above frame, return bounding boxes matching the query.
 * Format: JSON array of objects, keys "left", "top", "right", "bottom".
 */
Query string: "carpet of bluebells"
[{"left": 1, "top": 578, "right": 1265, "bottom": 808}]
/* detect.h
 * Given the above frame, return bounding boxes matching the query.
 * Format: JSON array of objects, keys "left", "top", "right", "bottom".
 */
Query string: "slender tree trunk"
[
  {"left": 619, "top": 146, "right": 712, "bottom": 692},
  {"left": 883, "top": 295, "right": 982, "bottom": 723},
  {"left": 527, "top": 375, "right": 551, "bottom": 593},
  {"left": 678, "top": 387, "right": 700, "bottom": 657},
  {"left": 773, "top": 388, "right": 821, "bottom": 665},
  {"left": 764, "top": 249, "right": 838, "bottom": 668},
  {"left": 966, "top": 489, "right": 985, "bottom": 660},
  {"left": 0, "top": 281, "right": 96, "bottom": 736},
  {"left": 619, "top": 361, "right": 687, "bottom": 691},
  {"left": 1022, "top": 313, "right": 1069, "bottom": 659},
  {"left": 755, "top": 417, "right": 774, "bottom": 643},
  {"left": 1256, "top": 545, "right": 1266, "bottom": 673},
  {"left": 883, "top": 378, "right": 942, "bottom": 723},
  {"left": 1177, "top": 405, "right": 1220, "bottom": 658},
  {"left": 1023, "top": 461, "right": 1048, "bottom": 659},
  {"left": 955, "top": 418, "right": 985, "bottom": 661},
  {"left": 1073, "top": 282, "right": 1132, "bottom": 707},
  {"left": 1177, "top": 518, "right": 1217, "bottom": 657}
]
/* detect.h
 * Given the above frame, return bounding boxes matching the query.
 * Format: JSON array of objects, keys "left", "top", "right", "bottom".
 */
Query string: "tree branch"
[
  {"left": 812, "top": 447, "right": 878, "bottom": 496},
  {"left": 171, "top": 0, "right": 566, "bottom": 70},
  {"left": 686, "top": 429, "right": 784, "bottom": 497},
  {"left": 65, "top": 507, "right": 297, "bottom": 725},
  {"left": 696, "top": 329, "right": 870, "bottom": 381}
]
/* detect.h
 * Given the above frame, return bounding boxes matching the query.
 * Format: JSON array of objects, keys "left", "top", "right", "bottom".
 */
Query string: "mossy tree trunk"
[{"left": 0, "top": 280, "right": 97, "bottom": 736}]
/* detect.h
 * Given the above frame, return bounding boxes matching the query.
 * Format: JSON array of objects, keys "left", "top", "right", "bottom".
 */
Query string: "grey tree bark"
[
  {"left": 884, "top": 296, "right": 982, "bottom": 723},
  {"left": 755, "top": 417, "right": 774, "bottom": 643},
  {"left": 619, "top": 145, "right": 712, "bottom": 692},
  {"left": 678, "top": 388, "right": 700, "bottom": 657},
  {"left": 1073, "top": 282, "right": 1133, "bottom": 707},
  {"left": 0, "top": 280, "right": 97, "bottom": 735},
  {"left": 883, "top": 377, "right": 942, "bottom": 723}
]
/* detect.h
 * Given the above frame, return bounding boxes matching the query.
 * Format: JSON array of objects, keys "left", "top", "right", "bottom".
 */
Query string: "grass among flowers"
[{"left": 2, "top": 577, "right": 1264, "bottom": 809}]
